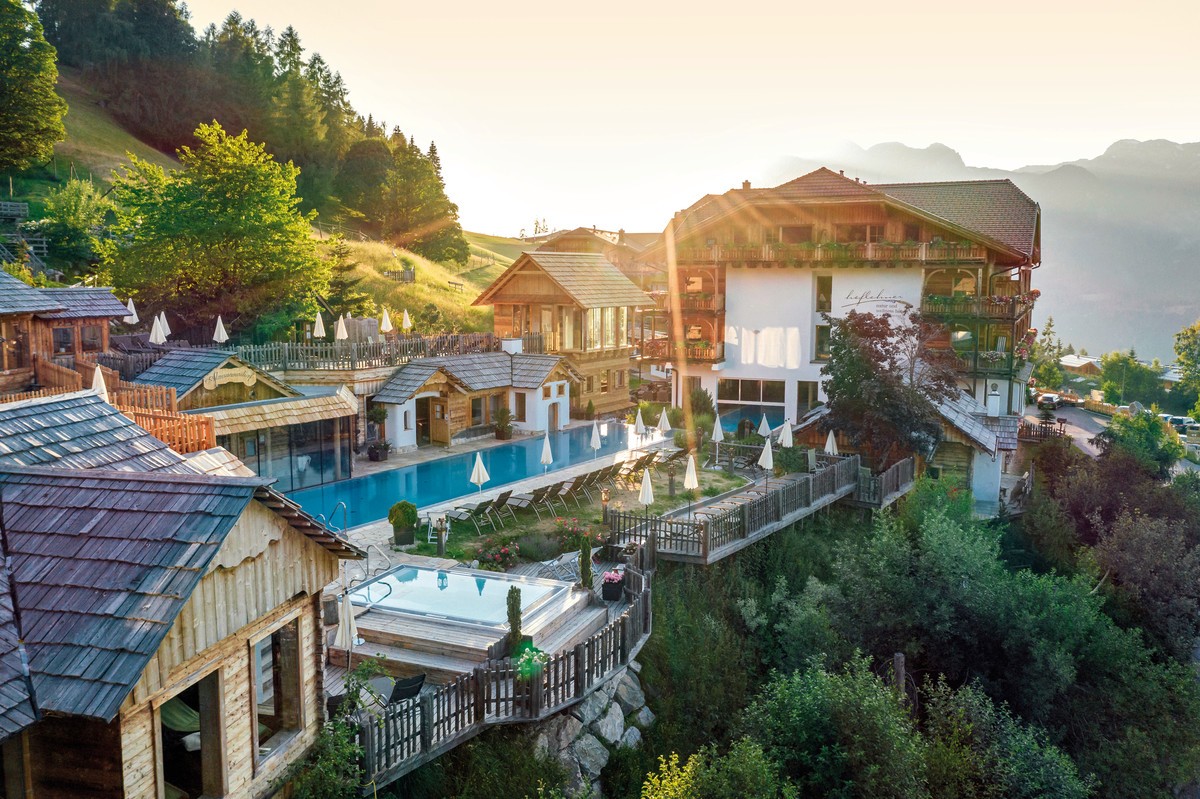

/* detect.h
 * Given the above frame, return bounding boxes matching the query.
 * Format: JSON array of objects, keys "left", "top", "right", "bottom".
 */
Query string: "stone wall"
[{"left": 534, "top": 660, "right": 654, "bottom": 798}]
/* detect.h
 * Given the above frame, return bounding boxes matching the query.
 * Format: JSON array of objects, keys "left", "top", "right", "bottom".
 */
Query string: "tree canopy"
[
  {"left": 0, "top": 0, "right": 67, "bottom": 172},
  {"left": 102, "top": 121, "right": 329, "bottom": 339}
]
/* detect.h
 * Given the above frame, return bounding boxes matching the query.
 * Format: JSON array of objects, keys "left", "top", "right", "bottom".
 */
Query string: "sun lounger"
[
  {"left": 539, "top": 550, "right": 582, "bottom": 583},
  {"left": 541, "top": 481, "right": 569, "bottom": 514},
  {"left": 489, "top": 490, "right": 518, "bottom": 527},
  {"left": 511, "top": 484, "right": 552, "bottom": 520},
  {"left": 448, "top": 499, "right": 495, "bottom": 534}
]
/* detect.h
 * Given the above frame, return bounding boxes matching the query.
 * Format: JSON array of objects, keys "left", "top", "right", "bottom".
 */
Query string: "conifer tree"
[
  {"left": 323, "top": 236, "right": 376, "bottom": 319},
  {"left": 0, "top": 0, "right": 67, "bottom": 172}
]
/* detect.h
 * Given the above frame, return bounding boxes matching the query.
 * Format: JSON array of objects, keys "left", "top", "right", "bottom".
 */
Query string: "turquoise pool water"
[
  {"left": 348, "top": 565, "right": 565, "bottom": 628},
  {"left": 717, "top": 405, "right": 787, "bottom": 433},
  {"left": 291, "top": 423, "right": 657, "bottom": 527}
]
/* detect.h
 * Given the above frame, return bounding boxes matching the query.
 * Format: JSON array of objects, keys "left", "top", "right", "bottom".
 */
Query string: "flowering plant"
[
  {"left": 515, "top": 646, "right": 548, "bottom": 677},
  {"left": 555, "top": 517, "right": 605, "bottom": 551},
  {"left": 602, "top": 570, "right": 624, "bottom": 585},
  {"left": 477, "top": 537, "right": 519, "bottom": 570},
  {"left": 979, "top": 350, "right": 1006, "bottom": 362}
]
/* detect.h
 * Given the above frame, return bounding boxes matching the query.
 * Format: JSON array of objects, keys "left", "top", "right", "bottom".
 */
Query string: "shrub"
[
  {"left": 585, "top": 399, "right": 595, "bottom": 419},
  {"left": 689, "top": 387, "right": 715, "bottom": 416},
  {"left": 579, "top": 534, "right": 593, "bottom": 588},
  {"left": 478, "top": 536, "right": 520, "bottom": 570},
  {"left": 388, "top": 500, "right": 419, "bottom": 531},
  {"left": 515, "top": 532, "right": 560, "bottom": 562},
  {"left": 507, "top": 586, "right": 522, "bottom": 654}
]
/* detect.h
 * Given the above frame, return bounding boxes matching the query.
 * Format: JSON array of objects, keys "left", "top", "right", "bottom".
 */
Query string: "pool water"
[
  {"left": 291, "top": 423, "right": 660, "bottom": 527},
  {"left": 717, "top": 405, "right": 788, "bottom": 433},
  {"left": 349, "top": 565, "right": 565, "bottom": 627}
]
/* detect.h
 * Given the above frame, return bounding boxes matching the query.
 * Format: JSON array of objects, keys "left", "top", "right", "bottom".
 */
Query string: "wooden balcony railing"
[
  {"left": 640, "top": 338, "right": 724, "bottom": 363},
  {"left": 121, "top": 408, "right": 215, "bottom": 454},
  {"left": 235, "top": 333, "right": 545, "bottom": 372},
  {"left": 921, "top": 295, "right": 1034, "bottom": 321},
  {"left": 33, "top": 357, "right": 83, "bottom": 391},
  {"left": 853, "top": 457, "right": 916, "bottom": 506},
  {"left": 678, "top": 241, "right": 987, "bottom": 265}
]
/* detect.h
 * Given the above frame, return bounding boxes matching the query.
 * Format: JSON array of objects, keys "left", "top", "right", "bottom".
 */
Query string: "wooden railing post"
[
  {"left": 573, "top": 643, "right": 587, "bottom": 698},
  {"left": 699, "top": 520, "right": 709, "bottom": 561},
  {"left": 620, "top": 615, "right": 630, "bottom": 663},
  {"left": 419, "top": 693, "right": 433, "bottom": 752},
  {"left": 473, "top": 666, "right": 486, "bottom": 724}
]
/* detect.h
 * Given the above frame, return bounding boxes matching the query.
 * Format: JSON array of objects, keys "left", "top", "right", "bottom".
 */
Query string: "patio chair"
[
  {"left": 539, "top": 550, "right": 582, "bottom": 583},
  {"left": 617, "top": 453, "right": 654, "bottom": 488},
  {"left": 540, "top": 481, "right": 569, "bottom": 514},
  {"left": 448, "top": 499, "right": 496, "bottom": 534},
  {"left": 558, "top": 477, "right": 588, "bottom": 508},
  {"left": 652, "top": 448, "right": 689, "bottom": 471},
  {"left": 488, "top": 490, "right": 518, "bottom": 527},
  {"left": 510, "top": 484, "right": 552, "bottom": 520},
  {"left": 575, "top": 469, "right": 603, "bottom": 502},
  {"left": 389, "top": 673, "right": 426, "bottom": 704}
]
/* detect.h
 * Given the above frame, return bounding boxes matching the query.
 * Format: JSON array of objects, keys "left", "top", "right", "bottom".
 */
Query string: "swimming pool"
[
  {"left": 349, "top": 565, "right": 567, "bottom": 628},
  {"left": 291, "top": 422, "right": 660, "bottom": 527}
]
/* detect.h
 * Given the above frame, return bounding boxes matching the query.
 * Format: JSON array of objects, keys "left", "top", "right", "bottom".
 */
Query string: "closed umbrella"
[
  {"left": 638, "top": 469, "right": 655, "bottom": 507},
  {"left": 824, "top": 430, "right": 839, "bottom": 456},
  {"left": 313, "top": 311, "right": 326, "bottom": 339},
  {"left": 158, "top": 311, "right": 171, "bottom": 336},
  {"left": 380, "top": 308, "right": 393, "bottom": 334},
  {"left": 92, "top": 365, "right": 108, "bottom": 402},
  {"left": 758, "top": 437, "right": 774, "bottom": 488},
  {"left": 711, "top": 415, "right": 725, "bottom": 469},
  {"left": 470, "top": 452, "right": 490, "bottom": 493},
  {"left": 657, "top": 409, "right": 672, "bottom": 435},
  {"left": 634, "top": 407, "right": 646, "bottom": 437},
  {"left": 402, "top": 309, "right": 413, "bottom": 332},
  {"left": 148, "top": 315, "right": 166, "bottom": 345},
  {"left": 757, "top": 413, "right": 772, "bottom": 438},
  {"left": 778, "top": 418, "right": 794, "bottom": 449},
  {"left": 333, "top": 565, "right": 361, "bottom": 650},
  {"left": 335, "top": 314, "right": 348, "bottom": 341},
  {"left": 540, "top": 434, "right": 553, "bottom": 472},
  {"left": 683, "top": 453, "right": 699, "bottom": 518},
  {"left": 590, "top": 419, "right": 602, "bottom": 459},
  {"left": 213, "top": 315, "right": 229, "bottom": 344},
  {"left": 124, "top": 298, "right": 139, "bottom": 325}
]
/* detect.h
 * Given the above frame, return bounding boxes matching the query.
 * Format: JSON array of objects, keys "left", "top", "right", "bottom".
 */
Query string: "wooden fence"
[
  {"left": 853, "top": 457, "right": 916, "bottom": 506},
  {"left": 359, "top": 579, "right": 652, "bottom": 788},
  {"left": 0, "top": 386, "right": 77, "bottom": 406},
  {"left": 121, "top": 409, "right": 216, "bottom": 453},
  {"left": 33, "top": 357, "right": 82, "bottom": 391},
  {"left": 236, "top": 333, "right": 545, "bottom": 372},
  {"left": 606, "top": 455, "right": 861, "bottom": 564},
  {"left": 1017, "top": 421, "right": 1069, "bottom": 443}
]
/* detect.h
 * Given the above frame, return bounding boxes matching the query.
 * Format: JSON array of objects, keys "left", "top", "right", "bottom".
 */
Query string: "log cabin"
[
  {"left": 133, "top": 350, "right": 359, "bottom": 493},
  {"left": 473, "top": 252, "right": 654, "bottom": 418},
  {"left": 0, "top": 391, "right": 363, "bottom": 799}
]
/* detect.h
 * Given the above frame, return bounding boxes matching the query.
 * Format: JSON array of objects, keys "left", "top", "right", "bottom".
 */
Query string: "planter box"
[
  {"left": 601, "top": 581, "right": 624, "bottom": 601},
  {"left": 495, "top": 428, "right": 513, "bottom": 441},
  {"left": 368, "top": 449, "right": 389, "bottom": 462},
  {"left": 392, "top": 526, "right": 415, "bottom": 546}
]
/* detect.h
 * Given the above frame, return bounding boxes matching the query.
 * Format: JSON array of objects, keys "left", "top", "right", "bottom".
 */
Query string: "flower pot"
[
  {"left": 392, "top": 525, "right": 414, "bottom": 546},
  {"left": 368, "top": 448, "right": 389, "bottom": 462},
  {"left": 495, "top": 428, "right": 513, "bottom": 441},
  {"left": 601, "top": 581, "right": 623, "bottom": 601}
]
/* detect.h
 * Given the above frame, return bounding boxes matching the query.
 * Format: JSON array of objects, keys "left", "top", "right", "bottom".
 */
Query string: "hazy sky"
[{"left": 183, "top": 0, "right": 1197, "bottom": 236}]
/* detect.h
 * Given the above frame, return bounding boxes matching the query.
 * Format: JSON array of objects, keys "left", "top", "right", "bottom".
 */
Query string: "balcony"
[
  {"left": 679, "top": 241, "right": 987, "bottom": 266},
  {"left": 641, "top": 338, "right": 725, "bottom": 363},
  {"left": 921, "top": 293, "right": 1036, "bottom": 321},
  {"left": 949, "top": 349, "right": 1022, "bottom": 376}
]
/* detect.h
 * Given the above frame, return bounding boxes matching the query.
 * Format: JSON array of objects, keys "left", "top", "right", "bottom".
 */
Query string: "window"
[
  {"left": 685, "top": 376, "right": 702, "bottom": 396},
  {"left": 160, "top": 671, "right": 227, "bottom": 798},
  {"left": 835, "top": 224, "right": 884, "bottom": 243},
  {"left": 603, "top": 307, "right": 617, "bottom": 348},
  {"left": 762, "top": 225, "right": 780, "bottom": 244},
  {"left": 815, "top": 275, "right": 832, "bottom": 314},
  {"left": 52, "top": 327, "right": 73, "bottom": 354},
  {"left": 81, "top": 324, "right": 103, "bottom": 352},
  {"left": 797, "top": 381, "right": 820, "bottom": 417},
  {"left": 557, "top": 383, "right": 565, "bottom": 397},
  {"left": 739, "top": 380, "right": 761, "bottom": 403},
  {"left": 615, "top": 370, "right": 625, "bottom": 389},
  {"left": 471, "top": 397, "right": 484, "bottom": 426},
  {"left": 585, "top": 376, "right": 594, "bottom": 394},
  {"left": 815, "top": 325, "right": 831, "bottom": 360},
  {"left": 403, "top": 410, "right": 412, "bottom": 431},
  {"left": 903, "top": 223, "right": 921, "bottom": 243},
  {"left": 600, "top": 370, "right": 610, "bottom": 394},
  {"left": 543, "top": 385, "right": 552, "bottom": 399},
  {"left": 717, "top": 379, "right": 739, "bottom": 401},
  {"left": 762, "top": 380, "right": 785, "bottom": 404},
  {"left": 780, "top": 225, "right": 813, "bottom": 244},
  {"left": 515, "top": 393, "right": 527, "bottom": 422},
  {"left": 488, "top": 393, "right": 501, "bottom": 422},
  {"left": 252, "top": 618, "right": 301, "bottom": 763}
]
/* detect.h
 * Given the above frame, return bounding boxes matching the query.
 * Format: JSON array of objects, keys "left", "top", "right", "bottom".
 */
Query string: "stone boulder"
[
  {"left": 619, "top": 725, "right": 643, "bottom": 749},
  {"left": 592, "top": 702, "right": 625, "bottom": 747},
  {"left": 613, "top": 671, "right": 646, "bottom": 716},
  {"left": 635, "top": 705, "right": 656, "bottom": 729},
  {"left": 535, "top": 714, "right": 583, "bottom": 756},
  {"left": 572, "top": 689, "right": 609, "bottom": 727},
  {"left": 573, "top": 732, "right": 610, "bottom": 777}
]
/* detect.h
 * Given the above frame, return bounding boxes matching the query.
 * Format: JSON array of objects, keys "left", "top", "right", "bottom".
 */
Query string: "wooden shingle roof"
[
  {"left": 0, "top": 271, "right": 63, "bottom": 316},
  {"left": 131, "top": 349, "right": 236, "bottom": 395},
  {"left": 191, "top": 386, "right": 359, "bottom": 437},
  {"left": 0, "top": 540, "right": 37, "bottom": 742},
  {"left": 0, "top": 467, "right": 261, "bottom": 722},
  {"left": 874, "top": 180, "right": 1040, "bottom": 259},
  {"left": 35, "top": 287, "right": 129, "bottom": 320},
  {"left": 474, "top": 252, "right": 654, "bottom": 309},
  {"left": 374, "top": 353, "right": 577, "bottom": 404}
]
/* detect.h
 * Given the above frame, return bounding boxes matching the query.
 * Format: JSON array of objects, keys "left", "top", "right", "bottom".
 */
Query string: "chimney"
[
  {"left": 839, "top": 169, "right": 844, "bottom": 176},
  {"left": 986, "top": 384, "right": 1001, "bottom": 418},
  {"left": 501, "top": 337, "right": 524, "bottom": 355},
  {"left": 742, "top": 180, "right": 751, "bottom": 190},
  {"left": 618, "top": 228, "right": 626, "bottom": 245}
]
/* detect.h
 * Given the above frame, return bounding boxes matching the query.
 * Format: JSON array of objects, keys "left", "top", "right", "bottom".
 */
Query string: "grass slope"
[{"left": 464, "top": 231, "right": 531, "bottom": 264}]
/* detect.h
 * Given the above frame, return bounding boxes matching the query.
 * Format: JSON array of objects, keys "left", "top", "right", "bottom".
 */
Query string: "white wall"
[
  {"left": 379, "top": 399, "right": 418, "bottom": 451},
  {"left": 971, "top": 448, "right": 1002, "bottom": 505},
  {"left": 513, "top": 381, "right": 571, "bottom": 434}
]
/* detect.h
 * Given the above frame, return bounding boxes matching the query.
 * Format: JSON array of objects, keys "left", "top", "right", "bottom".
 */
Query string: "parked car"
[
  {"left": 1037, "top": 393, "right": 1062, "bottom": 410},
  {"left": 1171, "top": 416, "right": 1195, "bottom": 434}
]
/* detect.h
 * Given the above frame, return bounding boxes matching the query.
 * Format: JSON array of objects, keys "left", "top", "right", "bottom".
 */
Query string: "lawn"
[
  {"left": 464, "top": 231, "right": 531, "bottom": 263},
  {"left": 407, "top": 464, "right": 747, "bottom": 564}
]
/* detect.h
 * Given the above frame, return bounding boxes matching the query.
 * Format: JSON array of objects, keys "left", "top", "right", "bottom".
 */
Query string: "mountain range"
[{"left": 766, "top": 140, "right": 1200, "bottom": 361}]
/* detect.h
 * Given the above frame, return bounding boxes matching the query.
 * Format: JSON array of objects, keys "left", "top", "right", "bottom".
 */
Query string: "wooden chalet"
[
  {"left": 0, "top": 392, "right": 362, "bottom": 799},
  {"left": 473, "top": 252, "right": 654, "bottom": 417},
  {"left": 133, "top": 350, "right": 359, "bottom": 492},
  {"left": 371, "top": 351, "right": 581, "bottom": 448}
]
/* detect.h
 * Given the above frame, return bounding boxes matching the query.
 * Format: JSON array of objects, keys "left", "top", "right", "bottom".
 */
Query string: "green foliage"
[
  {"left": 493, "top": 404, "right": 513, "bottom": 434},
  {"left": 1173, "top": 318, "right": 1200, "bottom": 395},
  {"left": 639, "top": 739, "right": 795, "bottom": 799},
  {"left": 380, "top": 140, "right": 470, "bottom": 264},
  {"left": 892, "top": 476, "right": 973, "bottom": 537},
  {"left": 585, "top": 399, "right": 596, "bottom": 420},
  {"left": 323, "top": 236, "right": 377, "bottom": 319},
  {"left": 387, "top": 500, "right": 418, "bottom": 530},
  {"left": 0, "top": 0, "right": 67, "bottom": 172},
  {"left": 366, "top": 404, "right": 388, "bottom": 426},
  {"left": 104, "top": 121, "right": 329, "bottom": 339},
  {"left": 740, "top": 656, "right": 929, "bottom": 799},
  {"left": 1092, "top": 410, "right": 1183, "bottom": 479},
  {"left": 1032, "top": 360, "right": 1064, "bottom": 391},
  {"left": 1099, "top": 350, "right": 1166, "bottom": 407},
  {"left": 507, "top": 585, "right": 522, "bottom": 655},
  {"left": 578, "top": 534, "right": 593, "bottom": 589},
  {"left": 688, "top": 387, "right": 715, "bottom": 417},
  {"left": 23, "top": 178, "right": 111, "bottom": 268},
  {"left": 392, "top": 727, "right": 568, "bottom": 799}
]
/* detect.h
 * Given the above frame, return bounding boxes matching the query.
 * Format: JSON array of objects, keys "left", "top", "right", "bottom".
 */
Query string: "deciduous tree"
[{"left": 0, "top": 0, "right": 67, "bottom": 172}]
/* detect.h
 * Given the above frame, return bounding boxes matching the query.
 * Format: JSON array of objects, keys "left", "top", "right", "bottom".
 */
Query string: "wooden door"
[{"left": 431, "top": 400, "right": 450, "bottom": 445}]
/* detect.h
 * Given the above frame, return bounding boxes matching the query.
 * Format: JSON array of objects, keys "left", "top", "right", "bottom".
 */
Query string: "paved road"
[{"left": 1022, "top": 405, "right": 1108, "bottom": 457}]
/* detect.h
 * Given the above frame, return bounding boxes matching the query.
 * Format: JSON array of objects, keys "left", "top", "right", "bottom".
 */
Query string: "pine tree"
[
  {"left": 0, "top": 0, "right": 68, "bottom": 172},
  {"left": 323, "top": 236, "right": 376, "bottom": 319},
  {"left": 427, "top": 141, "right": 441, "bottom": 176}
]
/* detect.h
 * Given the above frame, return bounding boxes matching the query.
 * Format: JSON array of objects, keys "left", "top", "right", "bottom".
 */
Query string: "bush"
[
  {"left": 515, "top": 532, "right": 560, "bottom": 562},
  {"left": 478, "top": 536, "right": 520, "bottom": 570},
  {"left": 585, "top": 399, "right": 596, "bottom": 419},
  {"left": 689, "top": 387, "right": 715, "bottom": 417},
  {"left": 388, "top": 500, "right": 419, "bottom": 530}
]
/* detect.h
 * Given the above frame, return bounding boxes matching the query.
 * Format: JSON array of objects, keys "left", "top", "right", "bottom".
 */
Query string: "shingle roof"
[
  {"left": 0, "top": 540, "right": 37, "bottom": 742},
  {"left": 475, "top": 252, "right": 654, "bottom": 309},
  {"left": 36, "top": 288, "right": 129, "bottom": 320},
  {"left": 374, "top": 353, "right": 573, "bottom": 404},
  {"left": 937, "top": 391, "right": 998, "bottom": 454},
  {"left": 0, "top": 467, "right": 261, "bottom": 722},
  {"left": 131, "top": 349, "right": 237, "bottom": 396},
  {"left": 0, "top": 391, "right": 191, "bottom": 473},
  {"left": 0, "top": 271, "right": 63, "bottom": 316},
  {"left": 191, "top": 386, "right": 359, "bottom": 437},
  {"left": 775, "top": 167, "right": 883, "bottom": 199},
  {"left": 983, "top": 414, "right": 1019, "bottom": 451},
  {"left": 873, "top": 180, "right": 1040, "bottom": 258}
]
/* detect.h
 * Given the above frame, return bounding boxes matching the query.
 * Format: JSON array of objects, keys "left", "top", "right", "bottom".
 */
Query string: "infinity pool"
[
  {"left": 290, "top": 423, "right": 659, "bottom": 527},
  {"left": 349, "top": 565, "right": 565, "bottom": 628}
]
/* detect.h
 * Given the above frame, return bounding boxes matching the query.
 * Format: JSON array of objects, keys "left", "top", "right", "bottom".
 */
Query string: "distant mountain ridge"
[{"left": 767, "top": 140, "right": 1200, "bottom": 360}]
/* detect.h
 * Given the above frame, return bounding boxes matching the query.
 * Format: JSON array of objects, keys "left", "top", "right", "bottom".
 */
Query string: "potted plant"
[
  {"left": 366, "top": 404, "right": 388, "bottom": 436},
  {"left": 601, "top": 569, "right": 624, "bottom": 601},
  {"left": 367, "top": 440, "right": 392, "bottom": 462},
  {"left": 388, "top": 500, "right": 419, "bottom": 546},
  {"left": 493, "top": 405, "right": 514, "bottom": 440}
]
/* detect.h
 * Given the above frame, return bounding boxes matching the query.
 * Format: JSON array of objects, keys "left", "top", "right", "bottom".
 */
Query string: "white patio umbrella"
[
  {"left": 212, "top": 315, "right": 229, "bottom": 344},
  {"left": 824, "top": 430, "right": 840, "bottom": 456},
  {"left": 469, "top": 452, "right": 490, "bottom": 493},
  {"left": 123, "top": 298, "right": 139, "bottom": 325},
  {"left": 402, "top": 308, "right": 413, "bottom": 332},
  {"left": 540, "top": 434, "right": 553, "bottom": 472},
  {"left": 757, "top": 413, "right": 772, "bottom": 438},
  {"left": 656, "top": 408, "right": 672, "bottom": 435},
  {"left": 711, "top": 415, "right": 725, "bottom": 468},
  {"left": 313, "top": 311, "right": 326, "bottom": 338},
  {"left": 333, "top": 565, "right": 361, "bottom": 650},
  {"left": 92, "top": 365, "right": 109, "bottom": 402},
  {"left": 638, "top": 468, "right": 655, "bottom": 507},
  {"left": 634, "top": 407, "right": 646, "bottom": 437},
  {"left": 590, "top": 419, "right": 602, "bottom": 459},
  {"left": 148, "top": 315, "right": 166, "bottom": 345},
  {"left": 758, "top": 436, "right": 774, "bottom": 487},
  {"left": 380, "top": 308, "right": 394, "bottom": 334},
  {"left": 778, "top": 418, "right": 794, "bottom": 449},
  {"left": 157, "top": 311, "right": 171, "bottom": 336},
  {"left": 334, "top": 314, "right": 349, "bottom": 341},
  {"left": 683, "top": 453, "right": 699, "bottom": 518}
]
